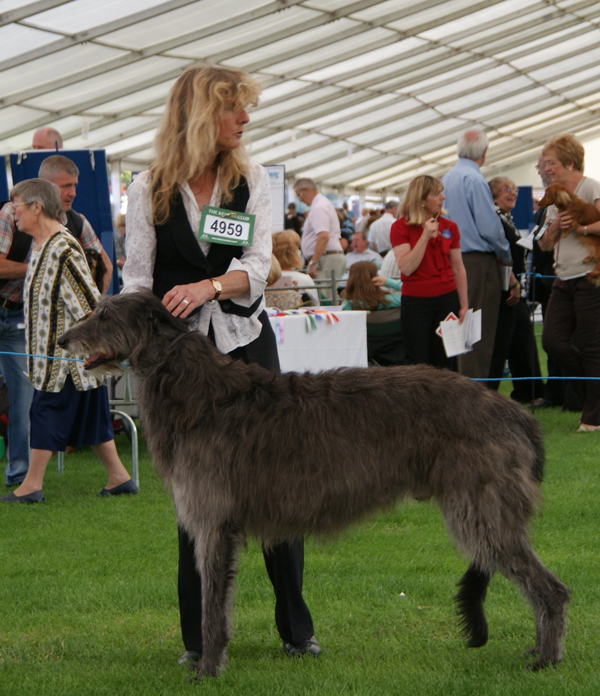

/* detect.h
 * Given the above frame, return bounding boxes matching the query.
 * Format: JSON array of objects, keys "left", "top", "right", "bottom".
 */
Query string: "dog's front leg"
[{"left": 190, "top": 523, "right": 240, "bottom": 680}]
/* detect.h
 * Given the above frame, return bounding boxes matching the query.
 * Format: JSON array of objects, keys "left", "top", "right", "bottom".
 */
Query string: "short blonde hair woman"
[
  {"left": 122, "top": 64, "right": 319, "bottom": 668},
  {"left": 542, "top": 133, "right": 585, "bottom": 174},
  {"left": 389, "top": 175, "right": 468, "bottom": 369},
  {"left": 538, "top": 133, "right": 600, "bottom": 431},
  {"left": 270, "top": 229, "right": 320, "bottom": 306},
  {"left": 272, "top": 229, "right": 303, "bottom": 270}
]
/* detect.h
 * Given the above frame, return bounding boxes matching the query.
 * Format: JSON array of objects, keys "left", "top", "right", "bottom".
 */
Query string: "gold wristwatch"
[{"left": 210, "top": 278, "right": 222, "bottom": 301}]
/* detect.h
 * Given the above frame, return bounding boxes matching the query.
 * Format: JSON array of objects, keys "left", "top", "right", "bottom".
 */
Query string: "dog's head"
[
  {"left": 538, "top": 183, "right": 576, "bottom": 211},
  {"left": 58, "top": 290, "right": 189, "bottom": 374}
]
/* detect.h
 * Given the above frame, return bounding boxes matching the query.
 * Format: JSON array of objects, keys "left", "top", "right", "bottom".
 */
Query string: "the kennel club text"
[{"left": 198, "top": 206, "right": 255, "bottom": 246}]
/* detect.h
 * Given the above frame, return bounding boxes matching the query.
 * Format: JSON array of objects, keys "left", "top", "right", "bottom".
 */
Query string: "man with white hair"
[
  {"left": 441, "top": 129, "right": 511, "bottom": 379},
  {"left": 32, "top": 127, "right": 63, "bottom": 150},
  {"left": 368, "top": 199, "right": 398, "bottom": 255},
  {"left": 294, "top": 177, "right": 346, "bottom": 292}
]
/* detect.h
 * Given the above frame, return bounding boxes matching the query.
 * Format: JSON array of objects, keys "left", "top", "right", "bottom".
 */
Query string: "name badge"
[{"left": 198, "top": 206, "right": 255, "bottom": 247}]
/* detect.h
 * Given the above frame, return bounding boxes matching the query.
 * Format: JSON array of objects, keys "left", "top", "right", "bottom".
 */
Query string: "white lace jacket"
[{"left": 123, "top": 161, "right": 273, "bottom": 354}]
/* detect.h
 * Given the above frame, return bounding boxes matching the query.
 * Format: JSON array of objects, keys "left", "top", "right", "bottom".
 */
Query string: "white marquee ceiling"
[{"left": 2, "top": 0, "right": 600, "bottom": 193}]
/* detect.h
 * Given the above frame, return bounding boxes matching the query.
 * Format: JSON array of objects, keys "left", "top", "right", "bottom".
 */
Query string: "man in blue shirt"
[{"left": 441, "top": 130, "right": 512, "bottom": 379}]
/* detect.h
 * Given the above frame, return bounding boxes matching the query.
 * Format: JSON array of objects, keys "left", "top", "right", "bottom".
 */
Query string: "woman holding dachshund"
[
  {"left": 123, "top": 65, "right": 319, "bottom": 665},
  {"left": 539, "top": 134, "right": 600, "bottom": 431}
]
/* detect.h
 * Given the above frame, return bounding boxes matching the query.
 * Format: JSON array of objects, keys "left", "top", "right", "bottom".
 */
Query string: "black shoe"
[
  {"left": 178, "top": 650, "right": 201, "bottom": 665},
  {"left": 1, "top": 489, "right": 44, "bottom": 504},
  {"left": 97, "top": 479, "right": 138, "bottom": 497},
  {"left": 284, "top": 636, "right": 321, "bottom": 657},
  {"left": 535, "top": 399, "right": 562, "bottom": 409}
]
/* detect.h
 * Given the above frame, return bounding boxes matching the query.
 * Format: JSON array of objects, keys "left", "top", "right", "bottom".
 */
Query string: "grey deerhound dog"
[{"left": 59, "top": 290, "right": 569, "bottom": 679}]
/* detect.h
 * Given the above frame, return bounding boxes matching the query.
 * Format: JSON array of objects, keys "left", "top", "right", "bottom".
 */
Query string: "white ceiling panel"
[{"left": 2, "top": 0, "right": 600, "bottom": 194}]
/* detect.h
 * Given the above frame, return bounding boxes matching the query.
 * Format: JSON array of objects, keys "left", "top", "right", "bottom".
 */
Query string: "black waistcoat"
[
  {"left": 153, "top": 177, "right": 260, "bottom": 317},
  {"left": 63, "top": 209, "right": 84, "bottom": 239}
]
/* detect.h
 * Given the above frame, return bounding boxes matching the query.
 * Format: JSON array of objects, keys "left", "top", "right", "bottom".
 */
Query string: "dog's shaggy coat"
[{"left": 58, "top": 291, "right": 569, "bottom": 679}]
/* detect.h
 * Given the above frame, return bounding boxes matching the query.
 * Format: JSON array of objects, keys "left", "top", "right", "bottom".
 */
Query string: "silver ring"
[{"left": 182, "top": 299, "right": 190, "bottom": 306}]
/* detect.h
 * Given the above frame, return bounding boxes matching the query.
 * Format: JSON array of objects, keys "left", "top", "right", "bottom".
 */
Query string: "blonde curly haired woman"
[{"left": 123, "top": 64, "right": 319, "bottom": 665}]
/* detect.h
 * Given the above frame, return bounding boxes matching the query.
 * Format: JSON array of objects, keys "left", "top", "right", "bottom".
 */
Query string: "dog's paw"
[
  {"left": 525, "top": 656, "right": 560, "bottom": 672},
  {"left": 466, "top": 627, "right": 488, "bottom": 648},
  {"left": 187, "top": 666, "right": 217, "bottom": 682}
]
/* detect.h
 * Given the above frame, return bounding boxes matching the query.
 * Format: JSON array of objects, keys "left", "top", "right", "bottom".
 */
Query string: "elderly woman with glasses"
[
  {"left": 1, "top": 178, "right": 135, "bottom": 503},
  {"left": 537, "top": 134, "right": 600, "bottom": 431},
  {"left": 487, "top": 177, "right": 543, "bottom": 402}
]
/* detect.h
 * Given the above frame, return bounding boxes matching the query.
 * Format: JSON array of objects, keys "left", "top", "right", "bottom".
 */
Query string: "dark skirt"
[{"left": 30, "top": 375, "right": 113, "bottom": 451}]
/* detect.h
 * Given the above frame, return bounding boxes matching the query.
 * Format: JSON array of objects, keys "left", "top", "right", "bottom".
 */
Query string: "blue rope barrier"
[
  {"left": 474, "top": 375, "right": 600, "bottom": 382},
  {"left": 0, "top": 350, "right": 84, "bottom": 363}
]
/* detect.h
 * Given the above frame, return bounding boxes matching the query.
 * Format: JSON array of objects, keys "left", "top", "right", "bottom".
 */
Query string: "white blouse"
[{"left": 123, "top": 161, "right": 273, "bottom": 354}]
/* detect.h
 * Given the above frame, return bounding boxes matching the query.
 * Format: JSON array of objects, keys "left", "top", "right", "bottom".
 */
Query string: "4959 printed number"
[{"left": 210, "top": 219, "right": 244, "bottom": 237}]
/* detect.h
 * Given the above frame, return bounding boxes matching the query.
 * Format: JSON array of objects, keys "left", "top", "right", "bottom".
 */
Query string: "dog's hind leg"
[
  {"left": 456, "top": 561, "right": 493, "bottom": 648},
  {"left": 190, "top": 522, "right": 241, "bottom": 680},
  {"left": 497, "top": 542, "right": 569, "bottom": 671}
]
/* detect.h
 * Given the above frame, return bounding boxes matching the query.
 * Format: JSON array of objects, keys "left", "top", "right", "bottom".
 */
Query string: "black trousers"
[
  {"left": 488, "top": 297, "right": 543, "bottom": 400},
  {"left": 400, "top": 290, "right": 459, "bottom": 370},
  {"left": 542, "top": 277, "right": 600, "bottom": 426},
  {"left": 507, "top": 299, "right": 543, "bottom": 402},
  {"left": 177, "top": 312, "right": 314, "bottom": 652}
]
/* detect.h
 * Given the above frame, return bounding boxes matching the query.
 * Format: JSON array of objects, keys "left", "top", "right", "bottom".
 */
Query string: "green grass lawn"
[{"left": 0, "top": 401, "right": 598, "bottom": 695}]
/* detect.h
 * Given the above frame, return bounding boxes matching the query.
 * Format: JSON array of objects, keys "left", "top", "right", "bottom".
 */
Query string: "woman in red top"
[{"left": 390, "top": 175, "right": 468, "bottom": 369}]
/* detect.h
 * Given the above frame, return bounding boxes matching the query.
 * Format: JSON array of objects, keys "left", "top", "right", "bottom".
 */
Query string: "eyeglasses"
[
  {"left": 9, "top": 202, "right": 31, "bottom": 212},
  {"left": 502, "top": 187, "right": 519, "bottom": 194}
]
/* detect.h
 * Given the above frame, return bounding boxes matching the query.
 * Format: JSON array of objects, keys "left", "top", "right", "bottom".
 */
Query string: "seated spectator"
[
  {"left": 337, "top": 208, "right": 355, "bottom": 248},
  {"left": 265, "top": 253, "right": 304, "bottom": 310},
  {"left": 341, "top": 261, "right": 401, "bottom": 311},
  {"left": 345, "top": 231, "right": 383, "bottom": 270},
  {"left": 487, "top": 177, "right": 543, "bottom": 401},
  {"left": 1, "top": 179, "right": 136, "bottom": 504},
  {"left": 368, "top": 199, "right": 399, "bottom": 255},
  {"left": 271, "top": 230, "right": 319, "bottom": 306},
  {"left": 379, "top": 246, "right": 401, "bottom": 280}
]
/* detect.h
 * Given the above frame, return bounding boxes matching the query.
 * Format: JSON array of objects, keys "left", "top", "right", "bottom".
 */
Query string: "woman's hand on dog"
[{"left": 163, "top": 281, "right": 214, "bottom": 318}]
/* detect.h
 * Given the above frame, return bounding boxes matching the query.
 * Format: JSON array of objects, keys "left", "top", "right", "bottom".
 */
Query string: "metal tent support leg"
[{"left": 55, "top": 410, "right": 139, "bottom": 489}]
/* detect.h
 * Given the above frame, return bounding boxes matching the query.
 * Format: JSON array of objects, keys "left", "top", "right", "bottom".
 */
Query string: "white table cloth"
[{"left": 268, "top": 310, "right": 368, "bottom": 373}]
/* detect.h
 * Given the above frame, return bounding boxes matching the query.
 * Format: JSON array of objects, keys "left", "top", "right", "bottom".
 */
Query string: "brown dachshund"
[{"left": 539, "top": 183, "right": 600, "bottom": 285}]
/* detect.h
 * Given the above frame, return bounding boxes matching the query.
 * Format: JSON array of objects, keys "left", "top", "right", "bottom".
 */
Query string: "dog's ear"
[
  {"left": 148, "top": 304, "right": 167, "bottom": 328},
  {"left": 147, "top": 298, "right": 189, "bottom": 332},
  {"left": 555, "top": 189, "right": 573, "bottom": 209}
]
